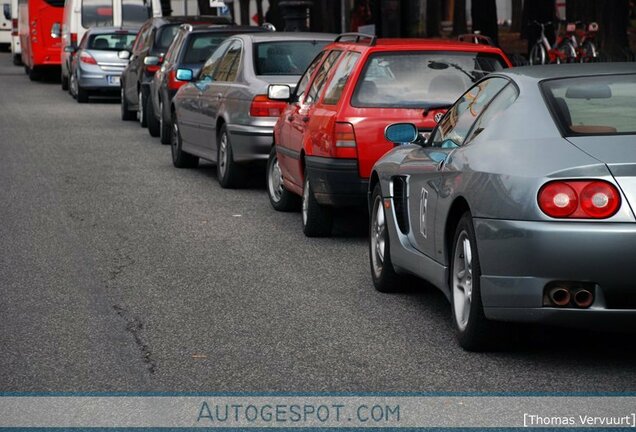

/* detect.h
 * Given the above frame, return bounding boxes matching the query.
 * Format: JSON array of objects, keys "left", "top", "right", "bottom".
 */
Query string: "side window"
[
  {"left": 322, "top": 51, "right": 360, "bottom": 105},
  {"left": 295, "top": 51, "right": 326, "bottom": 104},
  {"left": 213, "top": 40, "right": 242, "bottom": 82},
  {"left": 164, "top": 30, "right": 184, "bottom": 64},
  {"left": 199, "top": 39, "right": 232, "bottom": 80},
  {"left": 465, "top": 83, "right": 519, "bottom": 144},
  {"left": 431, "top": 77, "right": 508, "bottom": 148},
  {"left": 305, "top": 50, "right": 342, "bottom": 105},
  {"left": 131, "top": 24, "right": 148, "bottom": 53}
]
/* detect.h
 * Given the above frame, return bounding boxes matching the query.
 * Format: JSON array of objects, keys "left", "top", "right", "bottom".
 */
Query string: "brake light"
[
  {"left": 70, "top": 32, "right": 77, "bottom": 46},
  {"left": 79, "top": 51, "right": 97, "bottom": 65},
  {"left": 167, "top": 69, "right": 187, "bottom": 91},
  {"left": 145, "top": 64, "right": 160, "bottom": 73},
  {"left": 249, "top": 95, "right": 287, "bottom": 117},
  {"left": 333, "top": 122, "right": 357, "bottom": 158},
  {"left": 538, "top": 180, "right": 620, "bottom": 219},
  {"left": 11, "top": 19, "right": 18, "bottom": 36}
]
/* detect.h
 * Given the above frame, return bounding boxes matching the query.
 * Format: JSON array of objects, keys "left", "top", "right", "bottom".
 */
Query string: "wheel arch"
[
  {"left": 368, "top": 171, "right": 381, "bottom": 214},
  {"left": 444, "top": 196, "right": 472, "bottom": 267}
]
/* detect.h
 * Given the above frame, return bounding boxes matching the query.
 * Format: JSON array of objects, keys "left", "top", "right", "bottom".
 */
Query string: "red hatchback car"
[{"left": 266, "top": 33, "right": 512, "bottom": 237}]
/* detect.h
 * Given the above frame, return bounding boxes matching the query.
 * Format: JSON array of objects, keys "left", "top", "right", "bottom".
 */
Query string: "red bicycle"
[{"left": 529, "top": 21, "right": 577, "bottom": 65}]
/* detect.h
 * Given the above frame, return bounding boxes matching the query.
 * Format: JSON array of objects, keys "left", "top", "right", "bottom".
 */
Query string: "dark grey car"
[
  {"left": 370, "top": 63, "right": 636, "bottom": 351},
  {"left": 170, "top": 32, "right": 335, "bottom": 188}
]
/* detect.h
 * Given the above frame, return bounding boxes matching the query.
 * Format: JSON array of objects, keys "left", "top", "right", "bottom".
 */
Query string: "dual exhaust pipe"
[{"left": 547, "top": 286, "right": 594, "bottom": 308}]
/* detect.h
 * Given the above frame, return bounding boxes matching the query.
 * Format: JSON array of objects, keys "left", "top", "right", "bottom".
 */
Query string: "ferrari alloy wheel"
[
  {"left": 450, "top": 212, "right": 500, "bottom": 351},
  {"left": 369, "top": 183, "right": 401, "bottom": 292}
]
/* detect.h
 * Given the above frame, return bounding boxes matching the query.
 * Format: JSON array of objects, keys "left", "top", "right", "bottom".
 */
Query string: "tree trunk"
[
  {"left": 256, "top": 0, "right": 264, "bottom": 25},
  {"left": 239, "top": 0, "right": 251, "bottom": 25},
  {"left": 426, "top": 0, "right": 441, "bottom": 37},
  {"left": 453, "top": 0, "right": 467, "bottom": 35},
  {"left": 471, "top": 0, "right": 499, "bottom": 45},
  {"left": 510, "top": 0, "right": 522, "bottom": 33}
]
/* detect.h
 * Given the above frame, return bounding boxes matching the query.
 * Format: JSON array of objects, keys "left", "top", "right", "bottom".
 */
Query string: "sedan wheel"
[
  {"left": 450, "top": 212, "right": 502, "bottom": 351},
  {"left": 159, "top": 100, "right": 171, "bottom": 144},
  {"left": 301, "top": 176, "right": 333, "bottom": 237},
  {"left": 369, "top": 183, "right": 401, "bottom": 292},
  {"left": 138, "top": 89, "right": 147, "bottom": 127},
  {"left": 266, "top": 146, "right": 299, "bottom": 212},
  {"left": 121, "top": 86, "right": 136, "bottom": 121},
  {"left": 171, "top": 115, "right": 198, "bottom": 169},
  {"left": 216, "top": 124, "right": 244, "bottom": 189}
]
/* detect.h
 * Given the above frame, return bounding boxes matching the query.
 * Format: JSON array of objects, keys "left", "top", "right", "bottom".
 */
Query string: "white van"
[
  {"left": 9, "top": 0, "right": 20, "bottom": 65},
  {"left": 61, "top": 0, "right": 162, "bottom": 90},
  {"left": 0, "top": 0, "right": 11, "bottom": 51}
]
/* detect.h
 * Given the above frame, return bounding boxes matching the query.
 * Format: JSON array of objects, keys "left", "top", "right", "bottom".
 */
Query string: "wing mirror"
[
  {"left": 268, "top": 84, "right": 291, "bottom": 101},
  {"left": 117, "top": 50, "right": 131, "bottom": 60},
  {"left": 176, "top": 68, "right": 193, "bottom": 81},
  {"left": 50, "top": 22, "right": 61, "bottom": 39},
  {"left": 143, "top": 55, "right": 161, "bottom": 66},
  {"left": 385, "top": 123, "right": 418, "bottom": 146}
]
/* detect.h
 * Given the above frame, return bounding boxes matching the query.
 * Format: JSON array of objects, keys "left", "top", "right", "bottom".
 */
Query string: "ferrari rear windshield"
[
  {"left": 542, "top": 74, "right": 636, "bottom": 136},
  {"left": 351, "top": 51, "right": 507, "bottom": 108}
]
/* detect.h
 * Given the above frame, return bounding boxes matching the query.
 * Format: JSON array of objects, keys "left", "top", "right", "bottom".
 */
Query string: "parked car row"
[{"left": 11, "top": 10, "right": 636, "bottom": 351}]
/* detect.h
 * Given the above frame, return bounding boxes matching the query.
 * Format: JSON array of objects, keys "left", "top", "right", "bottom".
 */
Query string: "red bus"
[{"left": 18, "top": 0, "right": 64, "bottom": 80}]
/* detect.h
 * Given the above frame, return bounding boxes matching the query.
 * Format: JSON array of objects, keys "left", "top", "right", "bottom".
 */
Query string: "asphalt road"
[{"left": 1, "top": 52, "right": 636, "bottom": 393}]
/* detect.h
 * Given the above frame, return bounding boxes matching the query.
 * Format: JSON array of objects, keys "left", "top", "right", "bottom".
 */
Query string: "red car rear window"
[{"left": 351, "top": 51, "right": 507, "bottom": 108}]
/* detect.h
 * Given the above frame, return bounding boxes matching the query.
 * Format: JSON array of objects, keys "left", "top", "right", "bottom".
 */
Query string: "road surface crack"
[{"left": 113, "top": 304, "right": 157, "bottom": 374}]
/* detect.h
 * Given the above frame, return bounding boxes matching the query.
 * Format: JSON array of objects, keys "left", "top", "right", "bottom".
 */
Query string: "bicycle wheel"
[
  {"left": 581, "top": 40, "right": 598, "bottom": 63},
  {"left": 529, "top": 43, "right": 547, "bottom": 65},
  {"left": 557, "top": 40, "right": 577, "bottom": 63}
]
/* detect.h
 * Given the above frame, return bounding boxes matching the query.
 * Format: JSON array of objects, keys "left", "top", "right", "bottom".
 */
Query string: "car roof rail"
[
  {"left": 335, "top": 32, "right": 377, "bottom": 46},
  {"left": 457, "top": 32, "right": 496, "bottom": 46}
]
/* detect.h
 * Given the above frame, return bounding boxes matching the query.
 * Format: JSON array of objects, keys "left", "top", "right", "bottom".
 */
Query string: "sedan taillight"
[
  {"left": 538, "top": 180, "right": 620, "bottom": 219},
  {"left": 333, "top": 122, "right": 357, "bottom": 158},
  {"left": 249, "top": 95, "right": 287, "bottom": 117},
  {"left": 167, "top": 70, "right": 187, "bottom": 91},
  {"left": 79, "top": 52, "right": 97, "bottom": 65}
]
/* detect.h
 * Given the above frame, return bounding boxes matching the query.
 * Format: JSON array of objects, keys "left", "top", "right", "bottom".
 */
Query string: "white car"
[{"left": 0, "top": 0, "right": 11, "bottom": 53}]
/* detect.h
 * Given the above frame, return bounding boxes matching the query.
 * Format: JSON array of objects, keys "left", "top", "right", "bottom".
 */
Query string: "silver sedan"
[
  {"left": 170, "top": 32, "right": 334, "bottom": 188},
  {"left": 369, "top": 63, "right": 636, "bottom": 351},
  {"left": 68, "top": 27, "right": 138, "bottom": 103}
]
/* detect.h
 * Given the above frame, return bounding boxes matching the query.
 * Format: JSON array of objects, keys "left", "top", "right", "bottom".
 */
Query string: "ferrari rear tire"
[
  {"left": 369, "top": 183, "right": 402, "bottom": 292},
  {"left": 266, "top": 146, "right": 300, "bottom": 212},
  {"left": 301, "top": 176, "right": 333, "bottom": 237},
  {"left": 450, "top": 212, "right": 501, "bottom": 351}
]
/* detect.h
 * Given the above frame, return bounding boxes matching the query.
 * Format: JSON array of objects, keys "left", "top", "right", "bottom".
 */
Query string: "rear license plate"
[{"left": 108, "top": 75, "right": 120, "bottom": 86}]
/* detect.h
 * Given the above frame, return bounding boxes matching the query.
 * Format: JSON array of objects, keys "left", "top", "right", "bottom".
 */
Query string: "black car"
[
  {"left": 119, "top": 15, "right": 232, "bottom": 124},
  {"left": 147, "top": 23, "right": 268, "bottom": 142}
]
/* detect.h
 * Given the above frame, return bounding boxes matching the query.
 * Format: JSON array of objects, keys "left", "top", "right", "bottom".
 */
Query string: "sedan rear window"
[
  {"left": 351, "top": 51, "right": 506, "bottom": 108},
  {"left": 88, "top": 32, "right": 137, "bottom": 51},
  {"left": 542, "top": 74, "right": 636, "bottom": 135},
  {"left": 183, "top": 33, "right": 235, "bottom": 64},
  {"left": 254, "top": 40, "right": 329, "bottom": 75}
]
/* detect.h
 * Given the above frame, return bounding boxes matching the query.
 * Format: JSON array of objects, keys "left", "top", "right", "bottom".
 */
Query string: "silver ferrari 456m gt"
[{"left": 368, "top": 63, "right": 636, "bottom": 351}]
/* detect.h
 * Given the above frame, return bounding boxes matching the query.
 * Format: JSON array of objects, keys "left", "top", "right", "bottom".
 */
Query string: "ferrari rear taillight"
[
  {"left": 79, "top": 51, "right": 97, "bottom": 65},
  {"left": 167, "top": 70, "right": 187, "bottom": 91},
  {"left": 249, "top": 95, "right": 287, "bottom": 117},
  {"left": 333, "top": 122, "right": 357, "bottom": 158},
  {"left": 538, "top": 180, "right": 620, "bottom": 219}
]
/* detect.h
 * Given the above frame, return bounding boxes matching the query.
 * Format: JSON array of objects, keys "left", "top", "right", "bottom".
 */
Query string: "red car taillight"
[
  {"left": 333, "top": 122, "right": 357, "bottom": 158},
  {"left": 249, "top": 95, "right": 286, "bottom": 117},
  {"left": 79, "top": 51, "right": 97, "bottom": 65},
  {"left": 167, "top": 70, "right": 187, "bottom": 91},
  {"left": 538, "top": 180, "right": 620, "bottom": 219},
  {"left": 11, "top": 19, "right": 18, "bottom": 36},
  {"left": 70, "top": 32, "right": 77, "bottom": 46}
]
